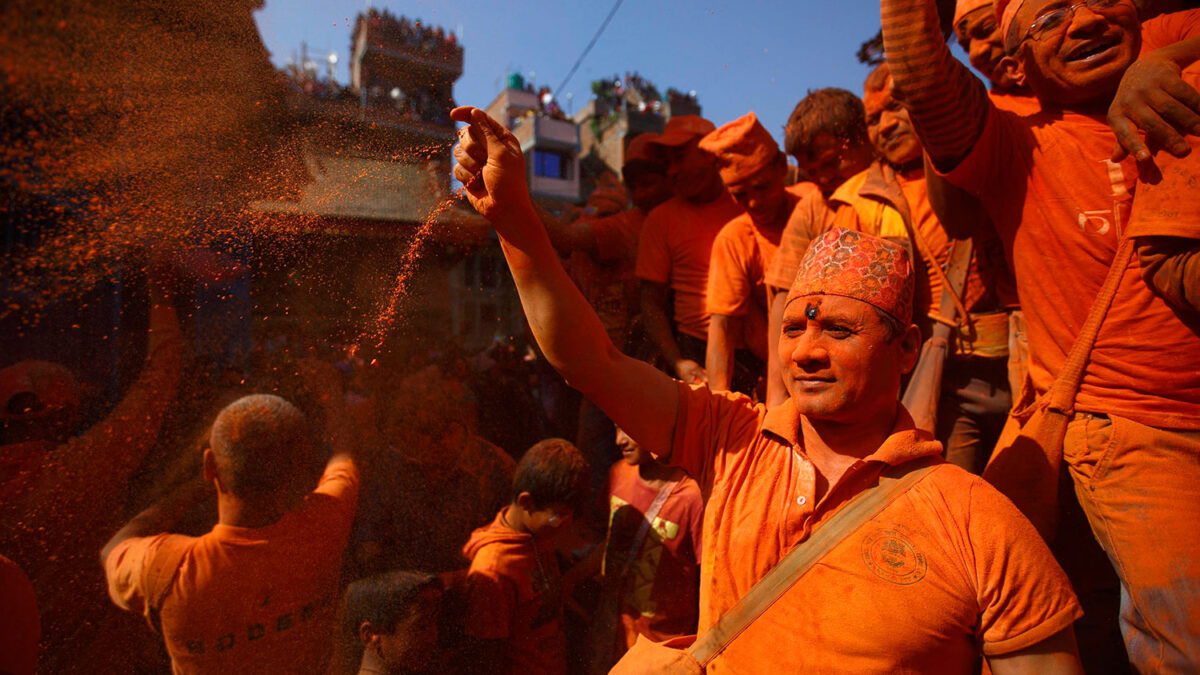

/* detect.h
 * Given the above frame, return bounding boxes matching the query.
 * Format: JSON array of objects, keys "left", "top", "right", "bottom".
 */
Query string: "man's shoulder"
[{"left": 643, "top": 196, "right": 689, "bottom": 226}]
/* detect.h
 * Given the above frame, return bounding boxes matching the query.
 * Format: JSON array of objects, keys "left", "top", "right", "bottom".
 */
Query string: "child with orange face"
[{"left": 461, "top": 438, "right": 588, "bottom": 675}]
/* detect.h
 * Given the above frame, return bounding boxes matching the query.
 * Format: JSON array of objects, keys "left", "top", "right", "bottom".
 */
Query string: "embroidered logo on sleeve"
[{"left": 860, "top": 528, "right": 927, "bottom": 585}]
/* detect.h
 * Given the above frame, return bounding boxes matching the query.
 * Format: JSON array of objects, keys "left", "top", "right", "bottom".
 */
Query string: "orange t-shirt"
[
  {"left": 941, "top": 10, "right": 1200, "bottom": 429},
  {"left": 568, "top": 209, "right": 646, "bottom": 346},
  {"left": 988, "top": 88, "right": 1041, "bottom": 116},
  {"left": 704, "top": 202, "right": 791, "bottom": 359},
  {"left": 635, "top": 193, "right": 745, "bottom": 340},
  {"left": 764, "top": 191, "right": 836, "bottom": 291},
  {"left": 104, "top": 458, "right": 359, "bottom": 674},
  {"left": 660, "top": 383, "right": 1081, "bottom": 673},
  {"left": 462, "top": 508, "right": 566, "bottom": 675},
  {"left": 603, "top": 461, "right": 703, "bottom": 648}
]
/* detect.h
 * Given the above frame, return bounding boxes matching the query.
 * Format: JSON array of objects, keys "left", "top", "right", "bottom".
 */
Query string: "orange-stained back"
[{"left": 105, "top": 459, "right": 359, "bottom": 674}]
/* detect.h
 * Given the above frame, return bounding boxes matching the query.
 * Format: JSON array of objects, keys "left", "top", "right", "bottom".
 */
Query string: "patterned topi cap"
[{"left": 786, "top": 228, "right": 915, "bottom": 324}]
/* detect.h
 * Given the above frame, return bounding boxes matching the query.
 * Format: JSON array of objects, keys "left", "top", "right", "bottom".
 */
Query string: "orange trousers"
[{"left": 1063, "top": 414, "right": 1200, "bottom": 673}]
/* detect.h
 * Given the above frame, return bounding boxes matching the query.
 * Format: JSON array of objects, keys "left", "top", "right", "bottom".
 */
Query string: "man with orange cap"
[
  {"left": 450, "top": 105, "right": 1085, "bottom": 672},
  {"left": 881, "top": 0, "right": 1200, "bottom": 668},
  {"left": 699, "top": 112, "right": 790, "bottom": 394},
  {"left": 953, "top": 0, "right": 1041, "bottom": 111},
  {"left": 635, "top": 116, "right": 744, "bottom": 387}
]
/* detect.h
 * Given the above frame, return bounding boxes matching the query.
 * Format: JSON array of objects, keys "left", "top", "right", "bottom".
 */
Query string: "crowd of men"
[{"left": 1, "top": 0, "right": 1198, "bottom": 672}]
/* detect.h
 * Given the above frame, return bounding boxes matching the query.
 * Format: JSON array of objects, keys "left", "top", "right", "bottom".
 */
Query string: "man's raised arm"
[
  {"left": 881, "top": 0, "right": 992, "bottom": 169},
  {"left": 450, "top": 106, "right": 678, "bottom": 455}
]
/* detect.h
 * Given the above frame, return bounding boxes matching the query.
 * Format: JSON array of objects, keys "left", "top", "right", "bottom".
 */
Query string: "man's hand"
[
  {"left": 674, "top": 359, "right": 708, "bottom": 385},
  {"left": 1109, "top": 53, "right": 1200, "bottom": 162},
  {"left": 450, "top": 106, "right": 532, "bottom": 224}
]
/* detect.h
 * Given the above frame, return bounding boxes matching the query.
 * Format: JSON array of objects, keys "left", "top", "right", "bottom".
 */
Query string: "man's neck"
[
  {"left": 688, "top": 174, "right": 727, "bottom": 204},
  {"left": 500, "top": 504, "right": 533, "bottom": 535},
  {"left": 356, "top": 650, "right": 388, "bottom": 675},
  {"left": 798, "top": 405, "right": 899, "bottom": 500},
  {"left": 751, "top": 195, "right": 793, "bottom": 235},
  {"left": 216, "top": 494, "right": 288, "bottom": 529}
]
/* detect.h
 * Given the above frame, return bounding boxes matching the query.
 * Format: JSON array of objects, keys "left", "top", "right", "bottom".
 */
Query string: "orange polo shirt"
[
  {"left": 636, "top": 193, "right": 745, "bottom": 340},
  {"left": 940, "top": 10, "right": 1200, "bottom": 429},
  {"left": 660, "top": 383, "right": 1081, "bottom": 673},
  {"left": 105, "top": 458, "right": 359, "bottom": 674}
]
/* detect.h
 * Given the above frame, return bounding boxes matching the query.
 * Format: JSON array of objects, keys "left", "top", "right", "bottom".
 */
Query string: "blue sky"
[{"left": 253, "top": 0, "right": 940, "bottom": 148}]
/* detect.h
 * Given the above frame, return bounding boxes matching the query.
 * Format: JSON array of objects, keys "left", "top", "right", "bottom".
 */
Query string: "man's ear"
[
  {"left": 515, "top": 491, "right": 537, "bottom": 514},
  {"left": 899, "top": 324, "right": 924, "bottom": 375},
  {"left": 359, "top": 620, "right": 378, "bottom": 647},
  {"left": 202, "top": 447, "right": 217, "bottom": 484},
  {"left": 1000, "top": 54, "right": 1026, "bottom": 87}
]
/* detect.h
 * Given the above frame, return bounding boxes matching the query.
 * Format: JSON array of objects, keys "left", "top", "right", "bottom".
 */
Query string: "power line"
[{"left": 554, "top": 0, "right": 626, "bottom": 97}]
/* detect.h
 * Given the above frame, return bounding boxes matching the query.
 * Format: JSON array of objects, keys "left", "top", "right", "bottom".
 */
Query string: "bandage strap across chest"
[{"left": 687, "top": 458, "right": 939, "bottom": 666}]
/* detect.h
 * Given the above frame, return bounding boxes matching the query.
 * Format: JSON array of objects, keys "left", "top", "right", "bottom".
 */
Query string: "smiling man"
[
  {"left": 881, "top": 0, "right": 1200, "bottom": 669},
  {"left": 449, "top": 105, "right": 1084, "bottom": 673}
]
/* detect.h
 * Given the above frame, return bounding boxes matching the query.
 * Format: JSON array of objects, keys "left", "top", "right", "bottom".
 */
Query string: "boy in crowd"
[
  {"left": 343, "top": 571, "right": 442, "bottom": 675},
  {"left": 589, "top": 428, "right": 702, "bottom": 671},
  {"left": 461, "top": 438, "right": 589, "bottom": 675}
]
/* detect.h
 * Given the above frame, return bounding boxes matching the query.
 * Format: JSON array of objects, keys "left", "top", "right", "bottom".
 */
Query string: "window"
[{"left": 533, "top": 150, "right": 570, "bottom": 179}]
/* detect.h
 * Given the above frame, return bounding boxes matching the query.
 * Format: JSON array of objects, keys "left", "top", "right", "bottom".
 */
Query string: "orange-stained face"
[
  {"left": 1009, "top": 0, "right": 1140, "bottom": 106},
  {"left": 724, "top": 158, "right": 789, "bottom": 229},
  {"left": 778, "top": 295, "right": 918, "bottom": 423},
  {"left": 864, "top": 76, "right": 923, "bottom": 168},
  {"left": 662, "top": 139, "right": 721, "bottom": 201},
  {"left": 794, "top": 131, "right": 876, "bottom": 197},
  {"left": 956, "top": 5, "right": 1019, "bottom": 90},
  {"left": 616, "top": 427, "right": 652, "bottom": 466}
]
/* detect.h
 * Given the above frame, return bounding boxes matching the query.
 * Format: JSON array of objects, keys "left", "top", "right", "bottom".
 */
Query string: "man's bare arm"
[
  {"left": 641, "top": 280, "right": 707, "bottom": 385},
  {"left": 986, "top": 627, "right": 1085, "bottom": 675},
  {"left": 880, "top": 0, "right": 992, "bottom": 169},
  {"left": 451, "top": 106, "right": 678, "bottom": 455},
  {"left": 705, "top": 314, "right": 739, "bottom": 392}
]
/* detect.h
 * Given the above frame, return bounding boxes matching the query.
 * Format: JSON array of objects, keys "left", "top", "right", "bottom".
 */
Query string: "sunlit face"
[
  {"left": 724, "top": 158, "right": 788, "bottom": 228},
  {"left": 663, "top": 139, "right": 721, "bottom": 201},
  {"left": 778, "top": 295, "right": 917, "bottom": 423},
  {"left": 373, "top": 587, "right": 441, "bottom": 672},
  {"left": 956, "top": 5, "right": 1019, "bottom": 90},
  {"left": 864, "top": 77, "right": 923, "bottom": 168},
  {"left": 794, "top": 131, "right": 874, "bottom": 197},
  {"left": 1009, "top": 0, "right": 1140, "bottom": 106}
]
